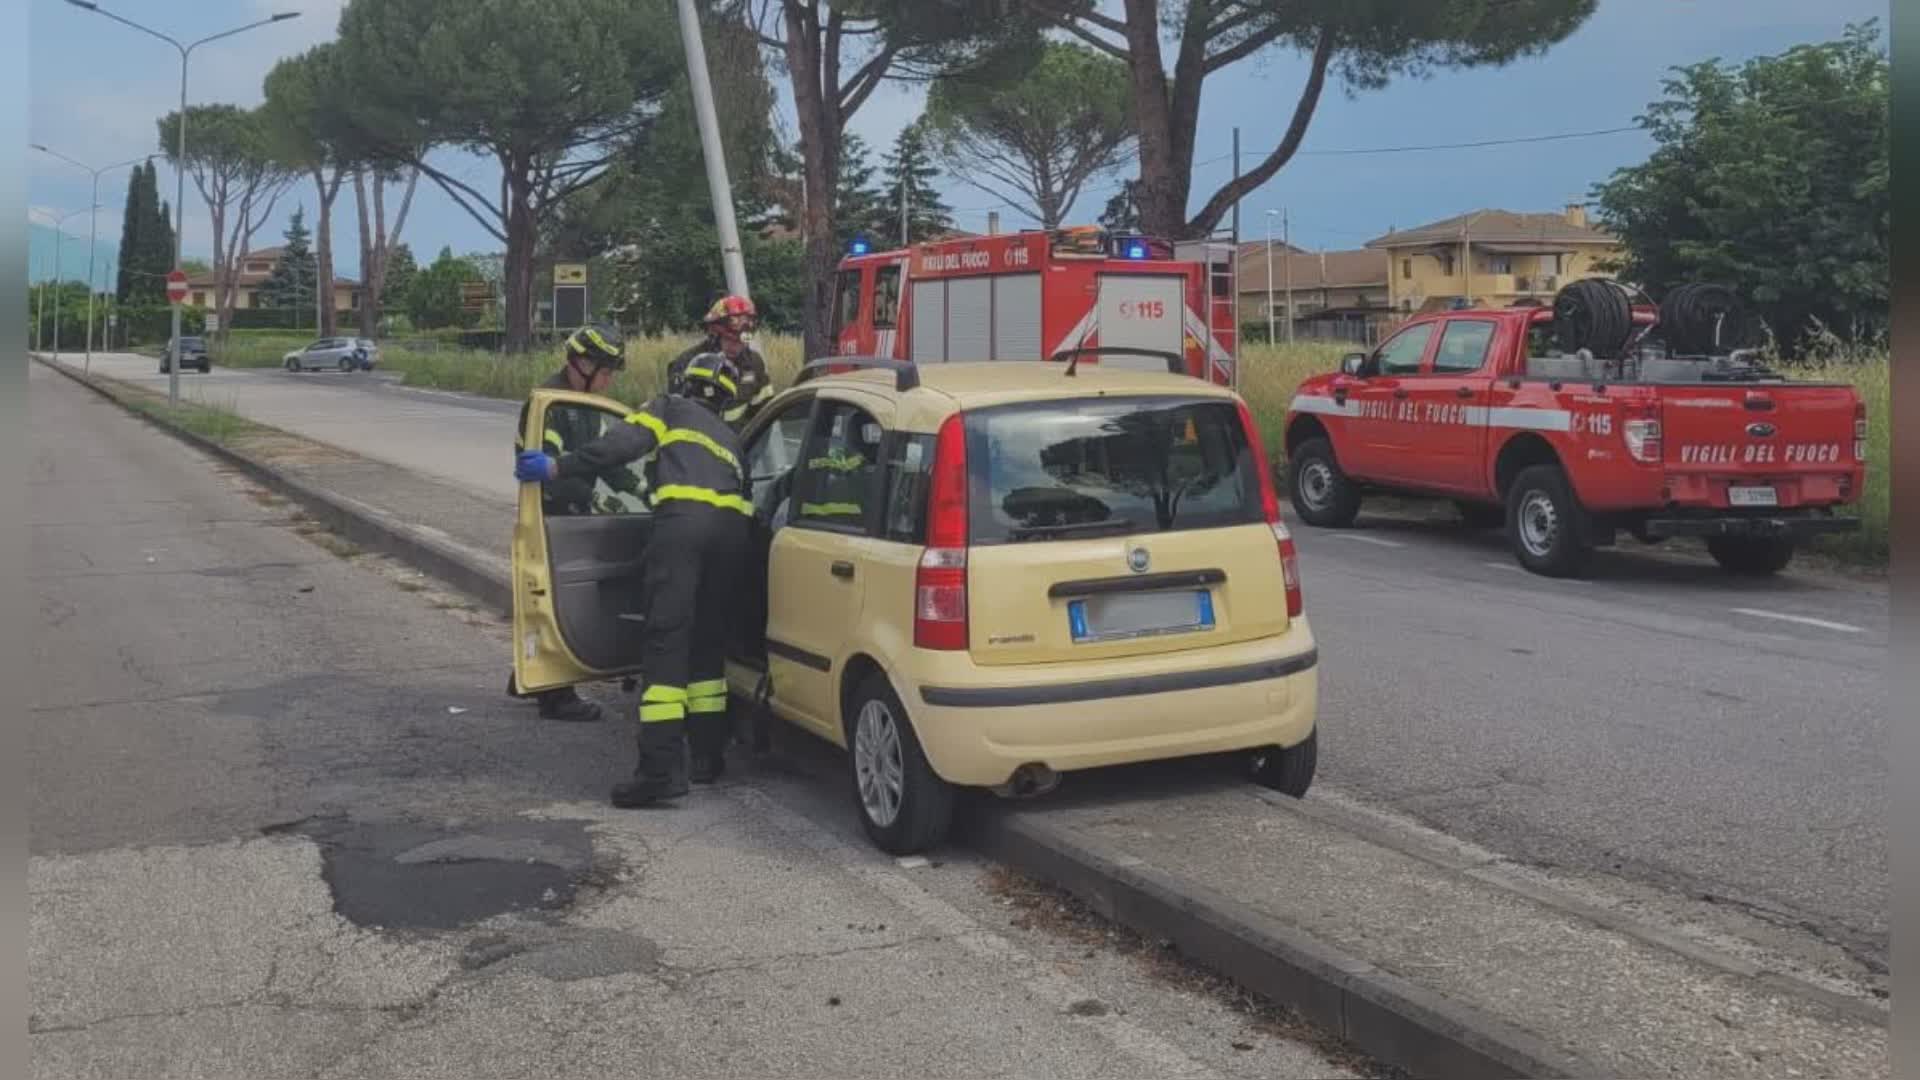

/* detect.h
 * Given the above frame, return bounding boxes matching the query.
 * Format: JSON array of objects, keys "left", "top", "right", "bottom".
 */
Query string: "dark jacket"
[
  {"left": 517, "top": 370, "right": 640, "bottom": 514},
  {"left": 555, "top": 393, "right": 750, "bottom": 515},
  {"left": 669, "top": 339, "right": 773, "bottom": 429}
]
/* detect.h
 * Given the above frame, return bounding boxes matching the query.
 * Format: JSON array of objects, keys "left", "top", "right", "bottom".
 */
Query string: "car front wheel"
[
  {"left": 285, "top": 358, "right": 299, "bottom": 373},
  {"left": 1287, "top": 437, "right": 1361, "bottom": 528},
  {"left": 846, "top": 673, "right": 954, "bottom": 855}
]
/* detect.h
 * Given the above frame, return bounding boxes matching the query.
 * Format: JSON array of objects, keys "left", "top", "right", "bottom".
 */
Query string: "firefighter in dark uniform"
[
  {"left": 668, "top": 294, "right": 773, "bottom": 429},
  {"left": 515, "top": 354, "right": 751, "bottom": 806},
  {"left": 508, "top": 322, "right": 640, "bottom": 723}
]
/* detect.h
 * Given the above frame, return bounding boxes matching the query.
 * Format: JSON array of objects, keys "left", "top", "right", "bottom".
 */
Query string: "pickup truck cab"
[{"left": 1283, "top": 304, "right": 1865, "bottom": 577}]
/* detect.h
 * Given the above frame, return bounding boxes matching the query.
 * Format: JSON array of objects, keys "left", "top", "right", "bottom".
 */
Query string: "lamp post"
[
  {"left": 31, "top": 206, "right": 96, "bottom": 362},
  {"left": 33, "top": 145, "right": 148, "bottom": 374},
  {"left": 64, "top": 0, "right": 300, "bottom": 404},
  {"left": 1264, "top": 210, "right": 1278, "bottom": 346}
]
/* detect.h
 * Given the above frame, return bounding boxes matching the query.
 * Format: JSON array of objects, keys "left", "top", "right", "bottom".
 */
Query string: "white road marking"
[
  {"left": 1483, "top": 561, "right": 1522, "bottom": 572},
  {"left": 1344, "top": 535, "right": 1405, "bottom": 549},
  {"left": 1729, "top": 608, "right": 1867, "bottom": 634}
]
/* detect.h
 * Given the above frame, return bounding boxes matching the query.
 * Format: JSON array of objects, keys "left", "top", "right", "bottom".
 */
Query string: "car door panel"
[
  {"left": 1401, "top": 318, "right": 1498, "bottom": 494},
  {"left": 513, "top": 388, "right": 654, "bottom": 693},
  {"left": 726, "top": 394, "right": 818, "bottom": 686},
  {"left": 1341, "top": 322, "right": 1436, "bottom": 481}
]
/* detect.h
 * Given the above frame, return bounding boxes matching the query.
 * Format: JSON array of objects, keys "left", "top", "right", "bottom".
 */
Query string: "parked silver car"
[{"left": 284, "top": 337, "right": 377, "bottom": 373}]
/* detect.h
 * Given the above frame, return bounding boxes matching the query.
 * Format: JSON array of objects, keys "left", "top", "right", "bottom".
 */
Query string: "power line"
[{"left": 1191, "top": 124, "right": 1642, "bottom": 168}]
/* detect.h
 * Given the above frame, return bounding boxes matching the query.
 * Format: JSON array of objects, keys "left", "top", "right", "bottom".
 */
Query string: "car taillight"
[
  {"left": 915, "top": 413, "right": 969, "bottom": 650},
  {"left": 1624, "top": 418, "right": 1662, "bottom": 463},
  {"left": 1854, "top": 403, "right": 1867, "bottom": 462},
  {"left": 1235, "top": 399, "right": 1302, "bottom": 618}
]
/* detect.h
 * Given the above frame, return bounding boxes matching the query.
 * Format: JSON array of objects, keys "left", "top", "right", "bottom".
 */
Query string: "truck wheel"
[
  {"left": 1506, "top": 464, "right": 1592, "bottom": 577},
  {"left": 846, "top": 672, "right": 954, "bottom": 855},
  {"left": 1287, "top": 438, "right": 1361, "bottom": 528},
  {"left": 1454, "top": 501, "right": 1505, "bottom": 530},
  {"left": 1707, "top": 536, "right": 1795, "bottom": 576},
  {"left": 1249, "top": 730, "right": 1317, "bottom": 797}
]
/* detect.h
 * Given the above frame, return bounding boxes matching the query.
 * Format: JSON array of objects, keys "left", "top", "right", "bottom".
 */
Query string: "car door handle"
[
  {"left": 1392, "top": 388, "right": 1409, "bottom": 399},
  {"left": 1455, "top": 386, "right": 1474, "bottom": 399},
  {"left": 830, "top": 560, "right": 855, "bottom": 579}
]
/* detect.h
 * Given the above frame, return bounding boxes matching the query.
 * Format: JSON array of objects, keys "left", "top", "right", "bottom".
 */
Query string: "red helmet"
[{"left": 701, "top": 294, "right": 757, "bottom": 340}]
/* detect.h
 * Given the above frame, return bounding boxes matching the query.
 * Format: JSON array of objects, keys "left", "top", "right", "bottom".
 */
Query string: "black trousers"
[{"left": 637, "top": 504, "right": 749, "bottom": 755}]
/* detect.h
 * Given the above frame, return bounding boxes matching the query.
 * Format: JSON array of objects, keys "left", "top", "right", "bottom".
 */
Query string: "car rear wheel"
[
  {"left": 1507, "top": 464, "right": 1591, "bottom": 577},
  {"left": 1707, "top": 536, "right": 1795, "bottom": 576},
  {"left": 1288, "top": 437, "right": 1361, "bottom": 528},
  {"left": 1249, "top": 730, "right": 1317, "bottom": 797},
  {"left": 846, "top": 673, "right": 953, "bottom": 855}
]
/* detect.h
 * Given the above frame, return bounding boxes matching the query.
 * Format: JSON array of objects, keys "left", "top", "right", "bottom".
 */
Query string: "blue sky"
[{"left": 28, "top": 0, "right": 1887, "bottom": 285}]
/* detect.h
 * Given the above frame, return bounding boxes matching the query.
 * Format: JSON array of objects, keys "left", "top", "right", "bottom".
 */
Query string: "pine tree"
[
  {"left": 114, "top": 162, "right": 146, "bottom": 303},
  {"left": 1098, "top": 180, "right": 1141, "bottom": 233},
  {"left": 834, "top": 134, "right": 886, "bottom": 250},
  {"left": 259, "top": 206, "right": 318, "bottom": 317},
  {"left": 382, "top": 243, "right": 418, "bottom": 310},
  {"left": 879, "top": 123, "right": 953, "bottom": 244}
]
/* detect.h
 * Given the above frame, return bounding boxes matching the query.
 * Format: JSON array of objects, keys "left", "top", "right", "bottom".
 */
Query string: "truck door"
[
  {"left": 1096, "top": 275, "right": 1185, "bottom": 370},
  {"left": 1399, "top": 317, "right": 1497, "bottom": 494},
  {"left": 1342, "top": 321, "right": 1435, "bottom": 481},
  {"left": 831, "top": 266, "right": 866, "bottom": 356}
]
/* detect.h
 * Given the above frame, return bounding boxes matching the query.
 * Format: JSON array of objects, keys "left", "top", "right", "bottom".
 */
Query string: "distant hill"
[{"left": 30, "top": 223, "right": 117, "bottom": 289}]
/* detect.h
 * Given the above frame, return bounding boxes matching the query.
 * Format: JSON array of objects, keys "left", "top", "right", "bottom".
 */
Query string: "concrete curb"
[
  {"left": 42, "top": 354, "right": 1593, "bottom": 1079},
  {"left": 967, "top": 809, "right": 1596, "bottom": 1080},
  {"left": 34, "top": 357, "right": 512, "bottom": 616}
]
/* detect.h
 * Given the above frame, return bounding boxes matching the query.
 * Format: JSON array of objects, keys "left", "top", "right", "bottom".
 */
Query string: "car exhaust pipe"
[{"left": 992, "top": 763, "right": 1060, "bottom": 799}]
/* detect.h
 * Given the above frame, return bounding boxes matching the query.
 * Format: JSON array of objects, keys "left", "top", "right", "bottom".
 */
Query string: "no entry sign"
[{"left": 166, "top": 269, "right": 189, "bottom": 304}]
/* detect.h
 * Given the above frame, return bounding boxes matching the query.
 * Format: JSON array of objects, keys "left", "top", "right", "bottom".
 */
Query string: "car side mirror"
[{"left": 1340, "top": 352, "right": 1368, "bottom": 376}]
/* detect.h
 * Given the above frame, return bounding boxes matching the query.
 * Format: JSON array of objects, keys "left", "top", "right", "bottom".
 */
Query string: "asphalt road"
[
  {"left": 73, "top": 351, "right": 1890, "bottom": 967},
  {"left": 27, "top": 362, "right": 1356, "bottom": 1079}
]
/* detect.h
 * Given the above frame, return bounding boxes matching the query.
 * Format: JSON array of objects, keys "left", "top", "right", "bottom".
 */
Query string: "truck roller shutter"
[
  {"left": 992, "top": 273, "right": 1042, "bottom": 361},
  {"left": 947, "top": 277, "right": 992, "bottom": 362},
  {"left": 911, "top": 280, "right": 946, "bottom": 361}
]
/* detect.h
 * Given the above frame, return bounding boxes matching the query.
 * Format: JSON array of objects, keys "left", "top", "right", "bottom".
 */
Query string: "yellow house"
[
  {"left": 1367, "top": 206, "right": 1620, "bottom": 316},
  {"left": 184, "top": 246, "right": 362, "bottom": 314}
]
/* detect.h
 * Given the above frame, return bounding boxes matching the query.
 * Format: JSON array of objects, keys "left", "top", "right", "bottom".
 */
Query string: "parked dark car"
[{"left": 160, "top": 336, "right": 211, "bottom": 374}]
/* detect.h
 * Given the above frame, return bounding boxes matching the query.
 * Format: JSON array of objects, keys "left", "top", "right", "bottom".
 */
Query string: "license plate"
[
  {"left": 1728, "top": 485, "right": 1778, "bottom": 508},
  {"left": 1069, "top": 590, "right": 1215, "bottom": 643}
]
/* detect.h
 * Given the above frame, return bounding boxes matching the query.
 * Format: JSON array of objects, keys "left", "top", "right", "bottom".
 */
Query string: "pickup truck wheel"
[
  {"left": 1507, "top": 464, "right": 1591, "bottom": 577},
  {"left": 847, "top": 673, "right": 954, "bottom": 855},
  {"left": 1454, "top": 501, "right": 1505, "bottom": 530},
  {"left": 1287, "top": 438, "right": 1361, "bottom": 528},
  {"left": 1707, "top": 536, "right": 1795, "bottom": 576},
  {"left": 1249, "top": 730, "right": 1317, "bottom": 797}
]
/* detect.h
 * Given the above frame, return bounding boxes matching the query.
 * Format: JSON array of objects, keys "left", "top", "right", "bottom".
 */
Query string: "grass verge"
[{"left": 123, "top": 392, "right": 260, "bottom": 445}]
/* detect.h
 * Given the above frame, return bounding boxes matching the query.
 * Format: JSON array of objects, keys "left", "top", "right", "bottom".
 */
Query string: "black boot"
[
  {"left": 611, "top": 720, "right": 690, "bottom": 807},
  {"left": 689, "top": 712, "right": 729, "bottom": 784},
  {"left": 537, "top": 687, "right": 604, "bottom": 723}
]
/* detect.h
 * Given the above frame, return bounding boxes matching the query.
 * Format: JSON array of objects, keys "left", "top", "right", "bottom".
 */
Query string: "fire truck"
[{"left": 829, "top": 226, "right": 1239, "bottom": 385}]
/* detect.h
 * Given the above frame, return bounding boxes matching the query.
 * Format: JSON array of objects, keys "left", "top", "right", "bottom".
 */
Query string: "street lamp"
[
  {"left": 30, "top": 205, "right": 98, "bottom": 362},
  {"left": 64, "top": 0, "right": 301, "bottom": 405},
  {"left": 1264, "top": 210, "right": 1278, "bottom": 346},
  {"left": 33, "top": 145, "right": 148, "bottom": 374}
]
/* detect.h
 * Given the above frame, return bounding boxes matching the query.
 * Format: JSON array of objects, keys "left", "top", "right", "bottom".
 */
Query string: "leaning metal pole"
[{"left": 674, "top": 0, "right": 749, "bottom": 298}]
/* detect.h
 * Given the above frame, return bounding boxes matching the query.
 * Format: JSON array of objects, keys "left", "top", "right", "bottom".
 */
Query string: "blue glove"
[{"left": 515, "top": 450, "right": 557, "bottom": 483}]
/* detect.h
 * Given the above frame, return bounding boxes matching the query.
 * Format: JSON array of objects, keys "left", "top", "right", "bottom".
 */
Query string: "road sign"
[
  {"left": 553, "top": 263, "right": 587, "bottom": 285},
  {"left": 166, "top": 269, "right": 189, "bottom": 304},
  {"left": 203, "top": 312, "right": 221, "bottom": 332}
]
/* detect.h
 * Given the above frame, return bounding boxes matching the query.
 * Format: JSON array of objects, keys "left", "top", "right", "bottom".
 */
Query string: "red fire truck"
[{"left": 829, "top": 227, "right": 1239, "bottom": 385}]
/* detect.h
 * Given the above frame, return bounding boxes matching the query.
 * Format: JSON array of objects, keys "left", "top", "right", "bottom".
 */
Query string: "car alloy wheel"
[
  {"left": 1517, "top": 489, "right": 1559, "bottom": 558},
  {"left": 853, "top": 698, "right": 905, "bottom": 828}
]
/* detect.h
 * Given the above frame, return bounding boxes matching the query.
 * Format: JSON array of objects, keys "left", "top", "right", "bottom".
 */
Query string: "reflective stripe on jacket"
[{"left": 555, "top": 393, "right": 749, "bottom": 515}]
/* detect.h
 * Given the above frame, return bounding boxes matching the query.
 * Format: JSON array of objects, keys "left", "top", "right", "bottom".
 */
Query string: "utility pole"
[
  {"left": 899, "top": 173, "right": 909, "bottom": 247},
  {"left": 1283, "top": 208, "right": 1294, "bottom": 344},
  {"left": 1230, "top": 127, "right": 1240, "bottom": 244},
  {"left": 1264, "top": 210, "right": 1277, "bottom": 345},
  {"left": 673, "top": 0, "right": 748, "bottom": 298}
]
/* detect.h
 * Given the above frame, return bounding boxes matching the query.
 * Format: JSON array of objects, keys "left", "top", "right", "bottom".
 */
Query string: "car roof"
[{"left": 797, "top": 363, "right": 1242, "bottom": 431}]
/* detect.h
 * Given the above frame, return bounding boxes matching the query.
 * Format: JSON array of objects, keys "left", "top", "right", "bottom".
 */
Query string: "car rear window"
[
  {"left": 966, "top": 396, "right": 1263, "bottom": 545},
  {"left": 179, "top": 337, "right": 205, "bottom": 348}
]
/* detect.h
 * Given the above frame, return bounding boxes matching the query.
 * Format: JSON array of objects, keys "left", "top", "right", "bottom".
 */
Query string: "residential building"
[
  {"left": 183, "top": 246, "right": 362, "bottom": 314},
  {"left": 1237, "top": 247, "right": 1392, "bottom": 344},
  {"left": 1367, "top": 206, "right": 1620, "bottom": 315}
]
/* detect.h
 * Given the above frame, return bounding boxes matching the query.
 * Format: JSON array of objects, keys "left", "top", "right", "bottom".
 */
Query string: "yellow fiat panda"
[{"left": 512, "top": 355, "right": 1319, "bottom": 854}]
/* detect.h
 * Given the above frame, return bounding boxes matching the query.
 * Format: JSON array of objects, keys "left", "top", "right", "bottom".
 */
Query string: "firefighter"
[
  {"left": 669, "top": 294, "right": 772, "bottom": 429},
  {"left": 514, "top": 353, "right": 751, "bottom": 806},
  {"left": 508, "top": 321, "right": 639, "bottom": 724}
]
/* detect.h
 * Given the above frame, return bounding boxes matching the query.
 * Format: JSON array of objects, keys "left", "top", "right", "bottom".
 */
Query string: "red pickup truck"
[{"left": 1282, "top": 297, "right": 1865, "bottom": 577}]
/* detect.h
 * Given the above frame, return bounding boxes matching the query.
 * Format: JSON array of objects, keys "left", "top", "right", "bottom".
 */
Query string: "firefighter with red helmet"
[
  {"left": 515, "top": 353, "right": 752, "bottom": 805},
  {"left": 669, "top": 294, "right": 772, "bottom": 429}
]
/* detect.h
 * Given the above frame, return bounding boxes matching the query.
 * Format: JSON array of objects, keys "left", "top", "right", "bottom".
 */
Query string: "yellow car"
[{"left": 512, "top": 357, "right": 1319, "bottom": 854}]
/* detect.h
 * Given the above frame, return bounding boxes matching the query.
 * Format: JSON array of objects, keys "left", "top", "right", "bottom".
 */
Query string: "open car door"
[{"left": 512, "top": 389, "right": 655, "bottom": 694}]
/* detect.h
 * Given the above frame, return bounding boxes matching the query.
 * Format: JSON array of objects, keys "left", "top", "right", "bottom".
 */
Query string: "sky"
[{"left": 27, "top": 0, "right": 1889, "bottom": 286}]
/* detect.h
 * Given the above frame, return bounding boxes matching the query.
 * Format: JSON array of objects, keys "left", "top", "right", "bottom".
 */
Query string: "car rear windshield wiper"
[{"left": 1007, "top": 518, "right": 1137, "bottom": 541}]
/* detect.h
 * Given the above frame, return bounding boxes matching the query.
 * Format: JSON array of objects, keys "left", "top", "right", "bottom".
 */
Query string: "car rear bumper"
[
  {"left": 910, "top": 620, "right": 1319, "bottom": 786},
  {"left": 1643, "top": 510, "right": 1860, "bottom": 539}
]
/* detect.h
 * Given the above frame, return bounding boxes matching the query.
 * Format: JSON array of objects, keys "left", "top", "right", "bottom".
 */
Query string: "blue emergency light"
[
  {"left": 1125, "top": 240, "right": 1148, "bottom": 259},
  {"left": 850, "top": 237, "right": 870, "bottom": 255}
]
